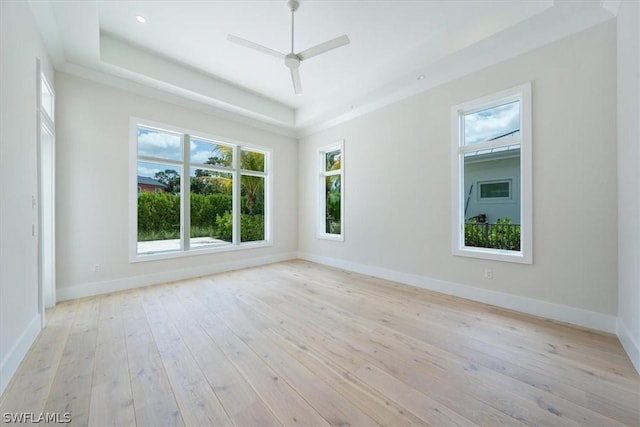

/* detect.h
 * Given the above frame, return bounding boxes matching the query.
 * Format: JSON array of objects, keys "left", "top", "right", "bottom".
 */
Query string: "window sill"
[
  {"left": 130, "top": 240, "right": 273, "bottom": 263},
  {"left": 317, "top": 233, "right": 344, "bottom": 242},
  {"left": 453, "top": 246, "right": 531, "bottom": 264}
]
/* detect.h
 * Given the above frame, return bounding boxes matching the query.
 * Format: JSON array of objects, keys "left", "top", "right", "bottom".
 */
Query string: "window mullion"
[
  {"left": 240, "top": 170, "right": 268, "bottom": 178},
  {"left": 459, "top": 138, "right": 522, "bottom": 154},
  {"left": 233, "top": 145, "right": 241, "bottom": 245},
  {"left": 182, "top": 134, "right": 191, "bottom": 251},
  {"left": 137, "top": 155, "right": 184, "bottom": 167}
]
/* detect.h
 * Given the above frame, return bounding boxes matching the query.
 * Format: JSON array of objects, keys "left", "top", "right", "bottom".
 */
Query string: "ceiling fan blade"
[
  {"left": 290, "top": 68, "right": 302, "bottom": 95},
  {"left": 227, "top": 34, "right": 285, "bottom": 59},
  {"left": 297, "top": 35, "right": 350, "bottom": 61}
]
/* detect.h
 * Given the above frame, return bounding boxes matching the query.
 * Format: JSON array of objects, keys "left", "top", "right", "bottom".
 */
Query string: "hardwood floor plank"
[
  {"left": 0, "top": 301, "right": 77, "bottom": 415},
  {"left": 43, "top": 297, "right": 100, "bottom": 426},
  {"left": 265, "top": 326, "right": 450, "bottom": 427},
  {"left": 2, "top": 261, "right": 637, "bottom": 427},
  {"left": 280, "top": 262, "right": 637, "bottom": 379},
  {"left": 159, "top": 282, "right": 282, "bottom": 427},
  {"left": 87, "top": 294, "right": 136, "bottom": 426},
  {"left": 119, "top": 289, "right": 185, "bottom": 427},
  {"left": 217, "top": 303, "right": 379, "bottom": 426},
  {"left": 140, "top": 286, "right": 232, "bottom": 426},
  {"left": 272, "top": 262, "right": 640, "bottom": 401},
  {"left": 353, "top": 363, "right": 476, "bottom": 427},
  {"left": 258, "top": 287, "right": 529, "bottom": 426},
  {"left": 178, "top": 283, "right": 332, "bottom": 426},
  {"left": 243, "top": 264, "right": 638, "bottom": 425}
]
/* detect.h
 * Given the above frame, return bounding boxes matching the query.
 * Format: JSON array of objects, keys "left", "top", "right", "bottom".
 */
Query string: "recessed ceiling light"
[
  {"left": 136, "top": 15, "right": 147, "bottom": 23},
  {"left": 417, "top": 74, "right": 425, "bottom": 80}
]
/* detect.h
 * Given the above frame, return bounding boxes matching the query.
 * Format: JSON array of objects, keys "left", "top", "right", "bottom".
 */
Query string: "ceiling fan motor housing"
[
  {"left": 288, "top": 0, "right": 299, "bottom": 12},
  {"left": 285, "top": 53, "right": 301, "bottom": 69}
]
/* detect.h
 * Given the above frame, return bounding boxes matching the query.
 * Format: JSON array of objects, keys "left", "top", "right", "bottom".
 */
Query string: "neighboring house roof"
[
  {"left": 137, "top": 176, "right": 167, "bottom": 188},
  {"left": 465, "top": 129, "right": 521, "bottom": 161}
]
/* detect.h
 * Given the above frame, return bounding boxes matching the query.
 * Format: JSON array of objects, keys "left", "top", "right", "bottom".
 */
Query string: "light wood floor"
[{"left": 1, "top": 260, "right": 638, "bottom": 426}]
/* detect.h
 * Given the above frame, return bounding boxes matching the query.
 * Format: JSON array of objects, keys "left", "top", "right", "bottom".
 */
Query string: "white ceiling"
[{"left": 28, "top": 0, "right": 619, "bottom": 135}]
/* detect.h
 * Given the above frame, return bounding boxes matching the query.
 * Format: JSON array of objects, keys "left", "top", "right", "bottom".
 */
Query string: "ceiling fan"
[{"left": 227, "top": 0, "right": 350, "bottom": 96}]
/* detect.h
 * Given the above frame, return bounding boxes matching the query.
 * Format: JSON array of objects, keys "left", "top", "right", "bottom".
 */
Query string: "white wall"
[
  {"left": 0, "top": 1, "right": 55, "bottom": 394},
  {"left": 55, "top": 73, "right": 298, "bottom": 299},
  {"left": 616, "top": 1, "right": 640, "bottom": 373},
  {"left": 298, "top": 21, "right": 618, "bottom": 331}
]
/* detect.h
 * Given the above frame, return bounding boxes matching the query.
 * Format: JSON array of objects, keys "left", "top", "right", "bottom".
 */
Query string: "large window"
[
  {"left": 318, "top": 141, "right": 344, "bottom": 240},
  {"left": 451, "top": 84, "right": 532, "bottom": 263},
  {"left": 130, "top": 119, "right": 270, "bottom": 260}
]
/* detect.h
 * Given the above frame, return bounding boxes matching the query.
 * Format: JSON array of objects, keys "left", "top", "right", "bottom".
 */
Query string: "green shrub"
[
  {"left": 215, "top": 212, "right": 233, "bottom": 241},
  {"left": 190, "top": 193, "right": 232, "bottom": 228},
  {"left": 137, "top": 192, "right": 263, "bottom": 242},
  {"left": 465, "top": 217, "right": 520, "bottom": 251},
  {"left": 214, "top": 212, "right": 264, "bottom": 242},
  {"left": 137, "top": 192, "right": 180, "bottom": 235}
]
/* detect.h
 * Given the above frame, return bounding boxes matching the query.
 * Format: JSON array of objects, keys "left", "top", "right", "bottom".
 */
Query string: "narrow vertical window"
[
  {"left": 451, "top": 84, "right": 532, "bottom": 263},
  {"left": 318, "top": 141, "right": 344, "bottom": 240},
  {"left": 136, "top": 127, "right": 183, "bottom": 254},
  {"left": 40, "top": 73, "right": 54, "bottom": 122},
  {"left": 38, "top": 70, "right": 56, "bottom": 309},
  {"left": 190, "top": 138, "right": 234, "bottom": 248},
  {"left": 240, "top": 149, "right": 267, "bottom": 242}
]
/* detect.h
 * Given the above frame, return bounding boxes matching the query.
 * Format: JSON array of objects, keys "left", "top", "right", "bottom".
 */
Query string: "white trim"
[
  {"left": 232, "top": 144, "right": 240, "bottom": 246},
  {"left": 617, "top": 317, "right": 640, "bottom": 374},
  {"left": 36, "top": 58, "right": 44, "bottom": 327},
  {"left": 297, "top": 252, "right": 617, "bottom": 334},
  {"left": 57, "top": 252, "right": 297, "bottom": 302},
  {"left": 40, "top": 71, "right": 55, "bottom": 124},
  {"left": 36, "top": 62, "right": 57, "bottom": 320},
  {"left": 317, "top": 141, "right": 345, "bottom": 241},
  {"left": 451, "top": 83, "right": 532, "bottom": 264},
  {"left": 130, "top": 241, "right": 273, "bottom": 263},
  {"left": 0, "top": 314, "right": 42, "bottom": 395}
]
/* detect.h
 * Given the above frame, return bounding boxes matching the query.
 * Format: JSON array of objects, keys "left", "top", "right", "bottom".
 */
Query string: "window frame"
[
  {"left": 317, "top": 141, "right": 345, "bottom": 241},
  {"left": 40, "top": 72, "right": 55, "bottom": 124},
  {"left": 129, "top": 117, "right": 273, "bottom": 262},
  {"left": 450, "top": 83, "right": 532, "bottom": 264},
  {"left": 477, "top": 179, "right": 513, "bottom": 202}
]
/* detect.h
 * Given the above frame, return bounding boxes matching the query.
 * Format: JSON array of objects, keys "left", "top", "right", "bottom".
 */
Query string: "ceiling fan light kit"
[{"left": 228, "top": 0, "right": 350, "bottom": 95}]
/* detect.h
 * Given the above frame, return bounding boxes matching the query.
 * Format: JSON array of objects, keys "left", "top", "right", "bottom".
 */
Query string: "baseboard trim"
[
  {"left": 0, "top": 313, "right": 42, "bottom": 396},
  {"left": 617, "top": 317, "right": 640, "bottom": 374},
  {"left": 297, "top": 252, "right": 617, "bottom": 334},
  {"left": 56, "top": 252, "right": 298, "bottom": 301}
]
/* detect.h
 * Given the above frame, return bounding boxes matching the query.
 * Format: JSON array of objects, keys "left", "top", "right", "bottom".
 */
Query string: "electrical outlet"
[
  {"left": 484, "top": 269, "right": 493, "bottom": 280},
  {"left": 92, "top": 263, "right": 101, "bottom": 273}
]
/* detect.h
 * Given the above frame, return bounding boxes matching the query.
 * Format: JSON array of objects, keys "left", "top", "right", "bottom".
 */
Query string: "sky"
[
  {"left": 137, "top": 128, "right": 227, "bottom": 177},
  {"left": 464, "top": 101, "right": 520, "bottom": 145},
  {"left": 136, "top": 103, "right": 517, "bottom": 179}
]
